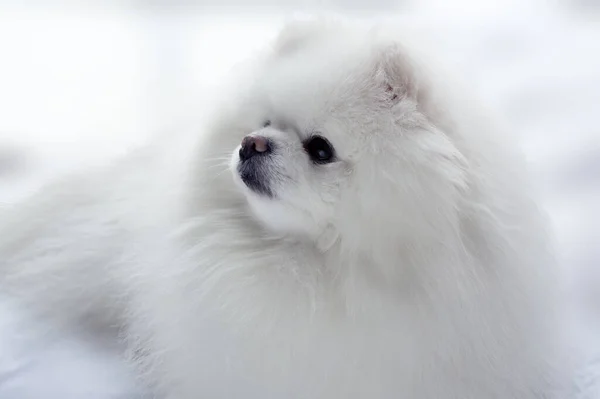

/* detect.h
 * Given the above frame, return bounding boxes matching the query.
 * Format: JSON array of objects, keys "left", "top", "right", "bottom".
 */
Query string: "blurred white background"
[{"left": 0, "top": 0, "right": 599, "bottom": 397}]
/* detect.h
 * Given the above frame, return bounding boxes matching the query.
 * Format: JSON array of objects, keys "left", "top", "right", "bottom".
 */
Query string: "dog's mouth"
[{"left": 237, "top": 157, "right": 274, "bottom": 198}]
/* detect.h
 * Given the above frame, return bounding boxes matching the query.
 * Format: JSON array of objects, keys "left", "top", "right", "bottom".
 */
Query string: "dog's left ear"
[
  {"left": 272, "top": 18, "right": 332, "bottom": 56},
  {"left": 373, "top": 43, "right": 419, "bottom": 105}
]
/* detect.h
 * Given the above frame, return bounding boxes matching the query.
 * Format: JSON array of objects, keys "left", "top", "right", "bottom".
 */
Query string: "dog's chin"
[
  {"left": 229, "top": 151, "right": 326, "bottom": 240},
  {"left": 239, "top": 167, "right": 273, "bottom": 198},
  {"left": 230, "top": 161, "right": 307, "bottom": 237},
  {"left": 230, "top": 152, "right": 274, "bottom": 199}
]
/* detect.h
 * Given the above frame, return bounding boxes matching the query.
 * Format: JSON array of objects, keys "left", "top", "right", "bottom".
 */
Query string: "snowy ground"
[{"left": 0, "top": 2, "right": 599, "bottom": 398}]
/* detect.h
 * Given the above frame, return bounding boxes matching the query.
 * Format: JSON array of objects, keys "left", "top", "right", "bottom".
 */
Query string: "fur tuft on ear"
[
  {"left": 271, "top": 16, "right": 354, "bottom": 57},
  {"left": 272, "top": 18, "right": 328, "bottom": 56},
  {"left": 373, "top": 43, "right": 420, "bottom": 104}
]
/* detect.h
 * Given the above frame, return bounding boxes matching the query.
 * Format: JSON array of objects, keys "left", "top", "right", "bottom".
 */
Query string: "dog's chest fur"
[{"left": 129, "top": 215, "right": 560, "bottom": 399}]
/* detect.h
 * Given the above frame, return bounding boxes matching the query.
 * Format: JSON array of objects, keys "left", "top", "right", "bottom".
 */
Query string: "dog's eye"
[
  {"left": 262, "top": 120, "right": 271, "bottom": 128},
  {"left": 304, "top": 135, "right": 335, "bottom": 164}
]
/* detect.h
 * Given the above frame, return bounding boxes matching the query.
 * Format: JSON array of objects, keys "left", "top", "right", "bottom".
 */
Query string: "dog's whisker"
[
  {"left": 206, "top": 162, "right": 231, "bottom": 171},
  {"left": 204, "top": 156, "right": 233, "bottom": 164}
]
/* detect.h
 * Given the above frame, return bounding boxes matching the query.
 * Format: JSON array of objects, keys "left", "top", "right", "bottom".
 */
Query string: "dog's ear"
[
  {"left": 272, "top": 18, "right": 336, "bottom": 56},
  {"left": 373, "top": 43, "right": 419, "bottom": 105}
]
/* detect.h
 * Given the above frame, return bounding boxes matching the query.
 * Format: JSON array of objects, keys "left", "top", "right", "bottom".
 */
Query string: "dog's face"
[{"left": 229, "top": 21, "right": 469, "bottom": 253}]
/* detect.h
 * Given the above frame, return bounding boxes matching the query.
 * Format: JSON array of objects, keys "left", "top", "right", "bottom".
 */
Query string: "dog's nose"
[{"left": 239, "top": 135, "right": 270, "bottom": 161}]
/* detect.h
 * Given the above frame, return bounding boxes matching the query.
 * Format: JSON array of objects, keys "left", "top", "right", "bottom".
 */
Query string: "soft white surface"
[
  {"left": 0, "top": 300, "right": 146, "bottom": 399},
  {"left": 0, "top": 3, "right": 599, "bottom": 398}
]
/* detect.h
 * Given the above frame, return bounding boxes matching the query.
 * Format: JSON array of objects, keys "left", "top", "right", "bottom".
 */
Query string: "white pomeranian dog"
[{"left": 0, "top": 18, "right": 573, "bottom": 398}]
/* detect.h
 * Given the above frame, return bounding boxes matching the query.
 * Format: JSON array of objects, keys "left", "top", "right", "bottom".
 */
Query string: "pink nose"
[{"left": 239, "top": 135, "right": 270, "bottom": 161}]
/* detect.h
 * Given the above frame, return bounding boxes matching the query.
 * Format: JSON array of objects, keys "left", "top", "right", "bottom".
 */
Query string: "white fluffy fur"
[{"left": 0, "top": 18, "right": 572, "bottom": 398}]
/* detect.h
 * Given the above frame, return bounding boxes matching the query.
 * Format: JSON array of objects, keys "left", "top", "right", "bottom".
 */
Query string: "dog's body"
[{"left": 0, "top": 19, "right": 571, "bottom": 398}]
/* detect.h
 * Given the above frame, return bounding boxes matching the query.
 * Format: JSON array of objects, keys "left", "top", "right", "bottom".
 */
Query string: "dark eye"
[
  {"left": 304, "top": 135, "right": 335, "bottom": 164},
  {"left": 262, "top": 120, "right": 271, "bottom": 128}
]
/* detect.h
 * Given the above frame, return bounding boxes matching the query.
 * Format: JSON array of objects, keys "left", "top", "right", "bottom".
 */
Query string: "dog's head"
[{"left": 226, "top": 20, "right": 469, "bottom": 262}]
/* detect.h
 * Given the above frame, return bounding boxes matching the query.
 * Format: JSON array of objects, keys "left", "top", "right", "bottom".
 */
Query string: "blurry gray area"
[
  {"left": 571, "top": 0, "right": 600, "bottom": 9},
  {"left": 0, "top": 143, "right": 27, "bottom": 177},
  {"left": 132, "top": 0, "right": 408, "bottom": 12},
  {"left": 0, "top": 0, "right": 410, "bottom": 12}
]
